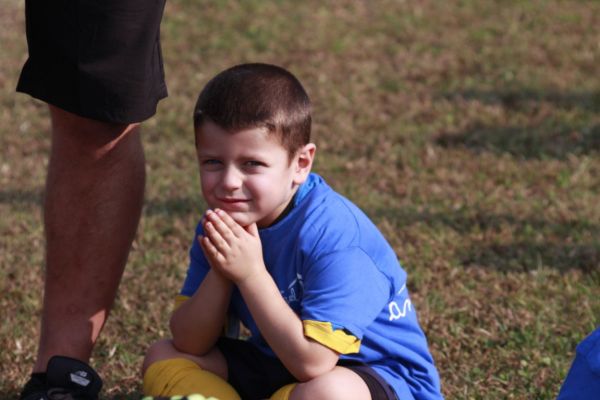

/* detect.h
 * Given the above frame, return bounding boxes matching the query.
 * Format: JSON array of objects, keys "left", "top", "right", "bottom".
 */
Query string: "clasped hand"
[{"left": 199, "top": 209, "right": 266, "bottom": 285}]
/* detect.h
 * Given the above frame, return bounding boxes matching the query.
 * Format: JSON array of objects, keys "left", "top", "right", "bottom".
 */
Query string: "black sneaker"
[
  {"left": 20, "top": 356, "right": 103, "bottom": 400},
  {"left": 19, "top": 372, "right": 46, "bottom": 400}
]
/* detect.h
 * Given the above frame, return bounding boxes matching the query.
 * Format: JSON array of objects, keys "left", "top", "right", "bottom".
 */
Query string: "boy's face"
[{"left": 196, "top": 120, "right": 314, "bottom": 228}]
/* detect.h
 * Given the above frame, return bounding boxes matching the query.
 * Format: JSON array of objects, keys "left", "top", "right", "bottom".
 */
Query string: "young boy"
[{"left": 142, "top": 63, "right": 444, "bottom": 400}]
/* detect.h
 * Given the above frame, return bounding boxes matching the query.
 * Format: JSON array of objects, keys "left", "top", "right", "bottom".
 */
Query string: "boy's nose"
[{"left": 221, "top": 166, "right": 243, "bottom": 191}]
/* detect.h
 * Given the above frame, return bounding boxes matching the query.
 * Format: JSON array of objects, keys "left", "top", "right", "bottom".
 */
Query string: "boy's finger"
[
  {"left": 215, "top": 209, "right": 245, "bottom": 236},
  {"left": 246, "top": 222, "right": 259, "bottom": 237},
  {"left": 204, "top": 221, "right": 230, "bottom": 253},
  {"left": 206, "top": 210, "right": 237, "bottom": 241},
  {"left": 199, "top": 235, "right": 221, "bottom": 263}
]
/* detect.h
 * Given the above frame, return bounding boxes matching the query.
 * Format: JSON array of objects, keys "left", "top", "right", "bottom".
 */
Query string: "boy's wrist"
[
  {"left": 210, "top": 267, "right": 234, "bottom": 285},
  {"left": 236, "top": 266, "right": 270, "bottom": 291}
]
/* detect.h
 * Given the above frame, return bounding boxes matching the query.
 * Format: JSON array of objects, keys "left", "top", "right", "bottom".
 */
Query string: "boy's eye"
[
  {"left": 201, "top": 159, "right": 222, "bottom": 169},
  {"left": 244, "top": 160, "right": 265, "bottom": 167}
]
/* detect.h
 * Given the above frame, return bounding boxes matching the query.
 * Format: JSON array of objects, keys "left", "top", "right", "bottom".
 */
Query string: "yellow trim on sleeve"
[
  {"left": 173, "top": 294, "right": 190, "bottom": 311},
  {"left": 303, "top": 320, "right": 361, "bottom": 354}
]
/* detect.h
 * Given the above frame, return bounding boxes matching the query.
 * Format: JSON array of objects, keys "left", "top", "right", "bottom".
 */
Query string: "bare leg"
[
  {"left": 290, "top": 367, "right": 372, "bottom": 400},
  {"left": 34, "top": 105, "right": 146, "bottom": 372},
  {"left": 142, "top": 339, "right": 228, "bottom": 379}
]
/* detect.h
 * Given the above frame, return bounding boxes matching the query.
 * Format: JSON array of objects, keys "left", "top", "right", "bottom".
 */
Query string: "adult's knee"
[{"left": 48, "top": 105, "right": 141, "bottom": 161}]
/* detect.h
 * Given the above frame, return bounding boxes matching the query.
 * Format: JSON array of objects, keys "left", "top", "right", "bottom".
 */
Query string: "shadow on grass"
[
  {"left": 443, "top": 89, "right": 600, "bottom": 112},
  {"left": 436, "top": 123, "right": 600, "bottom": 160},
  {"left": 0, "top": 188, "right": 42, "bottom": 205},
  {"left": 459, "top": 241, "right": 599, "bottom": 273},
  {"left": 0, "top": 390, "right": 20, "bottom": 400},
  {"left": 374, "top": 208, "right": 600, "bottom": 273},
  {"left": 435, "top": 89, "right": 600, "bottom": 159},
  {"left": 0, "top": 389, "right": 145, "bottom": 400},
  {"left": 375, "top": 208, "right": 598, "bottom": 237},
  {"left": 0, "top": 189, "right": 202, "bottom": 218},
  {"left": 144, "top": 196, "right": 202, "bottom": 217}
]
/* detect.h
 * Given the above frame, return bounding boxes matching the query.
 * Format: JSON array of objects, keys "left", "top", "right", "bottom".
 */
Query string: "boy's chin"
[
  {"left": 211, "top": 209, "right": 269, "bottom": 228},
  {"left": 225, "top": 211, "right": 257, "bottom": 228}
]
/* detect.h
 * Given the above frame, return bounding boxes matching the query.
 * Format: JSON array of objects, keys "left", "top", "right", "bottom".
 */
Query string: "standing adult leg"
[
  {"left": 17, "top": 1, "right": 167, "bottom": 397},
  {"left": 34, "top": 105, "right": 146, "bottom": 372}
]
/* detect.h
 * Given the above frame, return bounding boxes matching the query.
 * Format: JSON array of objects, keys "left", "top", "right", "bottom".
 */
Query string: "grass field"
[{"left": 1, "top": 0, "right": 599, "bottom": 399}]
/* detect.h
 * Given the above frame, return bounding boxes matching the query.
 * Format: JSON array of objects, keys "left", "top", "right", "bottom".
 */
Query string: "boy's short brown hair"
[{"left": 193, "top": 63, "right": 311, "bottom": 157}]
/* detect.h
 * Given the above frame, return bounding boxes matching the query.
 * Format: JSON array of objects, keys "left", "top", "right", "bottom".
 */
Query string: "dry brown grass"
[{"left": 1, "top": 1, "right": 599, "bottom": 398}]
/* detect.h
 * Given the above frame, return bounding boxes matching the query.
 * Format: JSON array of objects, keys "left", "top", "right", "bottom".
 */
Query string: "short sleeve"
[
  {"left": 180, "top": 221, "right": 210, "bottom": 297},
  {"left": 300, "top": 247, "right": 392, "bottom": 340},
  {"left": 578, "top": 327, "right": 600, "bottom": 374},
  {"left": 557, "top": 327, "right": 600, "bottom": 400}
]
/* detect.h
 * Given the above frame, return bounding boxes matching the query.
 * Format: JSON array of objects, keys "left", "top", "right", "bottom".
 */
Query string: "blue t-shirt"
[
  {"left": 557, "top": 326, "right": 600, "bottom": 400},
  {"left": 180, "top": 173, "right": 443, "bottom": 400}
]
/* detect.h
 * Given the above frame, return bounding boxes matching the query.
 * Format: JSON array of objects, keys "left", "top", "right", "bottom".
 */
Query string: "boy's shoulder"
[
  {"left": 287, "top": 174, "right": 405, "bottom": 288},
  {"left": 291, "top": 173, "right": 387, "bottom": 248},
  {"left": 295, "top": 173, "right": 363, "bottom": 228}
]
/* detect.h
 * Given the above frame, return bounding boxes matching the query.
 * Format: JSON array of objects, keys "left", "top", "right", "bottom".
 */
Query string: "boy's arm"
[
  {"left": 238, "top": 272, "right": 340, "bottom": 381},
  {"left": 202, "top": 210, "right": 339, "bottom": 381},
  {"left": 169, "top": 254, "right": 233, "bottom": 356}
]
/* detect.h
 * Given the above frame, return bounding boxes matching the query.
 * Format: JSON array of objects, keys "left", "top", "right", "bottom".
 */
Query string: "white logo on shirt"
[
  {"left": 388, "top": 284, "right": 412, "bottom": 321},
  {"left": 281, "top": 273, "right": 304, "bottom": 304}
]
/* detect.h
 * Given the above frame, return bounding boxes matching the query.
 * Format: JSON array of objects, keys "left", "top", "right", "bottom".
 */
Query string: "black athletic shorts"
[
  {"left": 217, "top": 337, "right": 399, "bottom": 400},
  {"left": 17, "top": 0, "right": 168, "bottom": 124}
]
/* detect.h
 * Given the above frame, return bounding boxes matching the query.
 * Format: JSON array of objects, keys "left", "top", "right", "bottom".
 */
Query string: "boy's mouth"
[
  {"left": 218, "top": 197, "right": 249, "bottom": 203},
  {"left": 216, "top": 197, "right": 250, "bottom": 209}
]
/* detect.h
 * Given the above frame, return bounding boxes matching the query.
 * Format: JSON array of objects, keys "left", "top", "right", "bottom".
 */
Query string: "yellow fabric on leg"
[
  {"left": 143, "top": 357, "right": 241, "bottom": 400},
  {"left": 269, "top": 383, "right": 298, "bottom": 400}
]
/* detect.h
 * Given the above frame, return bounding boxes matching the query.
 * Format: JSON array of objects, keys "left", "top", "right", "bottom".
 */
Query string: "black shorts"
[
  {"left": 217, "top": 337, "right": 398, "bottom": 400},
  {"left": 17, "top": 0, "right": 168, "bottom": 124}
]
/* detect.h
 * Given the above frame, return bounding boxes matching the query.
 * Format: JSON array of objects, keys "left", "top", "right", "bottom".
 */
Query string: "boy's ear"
[{"left": 292, "top": 143, "right": 316, "bottom": 185}]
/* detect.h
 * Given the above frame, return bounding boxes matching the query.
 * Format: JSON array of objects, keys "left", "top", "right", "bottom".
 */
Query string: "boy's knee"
[
  {"left": 142, "top": 338, "right": 178, "bottom": 375},
  {"left": 142, "top": 357, "right": 240, "bottom": 399},
  {"left": 269, "top": 383, "right": 297, "bottom": 400},
  {"left": 142, "top": 357, "right": 196, "bottom": 396},
  {"left": 289, "top": 367, "right": 371, "bottom": 400}
]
